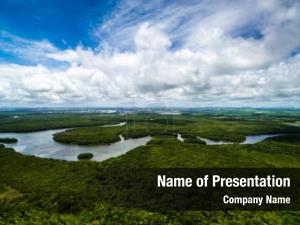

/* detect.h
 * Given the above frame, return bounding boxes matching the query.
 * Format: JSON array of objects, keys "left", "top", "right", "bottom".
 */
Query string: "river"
[
  {"left": 0, "top": 126, "right": 284, "bottom": 161},
  {"left": 197, "top": 134, "right": 283, "bottom": 145},
  {"left": 0, "top": 123, "right": 151, "bottom": 161}
]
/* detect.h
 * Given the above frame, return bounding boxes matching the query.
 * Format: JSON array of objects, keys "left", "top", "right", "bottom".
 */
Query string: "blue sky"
[
  {"left": 0, "top": 0, "right": 117, "bottom": 65},
  {"left": 0, "top": 0, "right": 300, "bottom": 107},
  {"left": 0, "top": 0, "right": 115, "bottom": 49}
]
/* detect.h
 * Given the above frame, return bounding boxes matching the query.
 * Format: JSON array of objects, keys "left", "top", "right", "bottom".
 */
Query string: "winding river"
[
  {"left": 0, "top": 122, "right": 283, "bottom": 161},
  {"left": 0, "top": 123, "right": 151, "bottom": 161}
]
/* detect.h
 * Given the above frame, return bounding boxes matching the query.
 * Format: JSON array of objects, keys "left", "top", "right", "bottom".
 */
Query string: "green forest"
[{"left": 0, "top": 109, "right": 300, "bottom": 224}]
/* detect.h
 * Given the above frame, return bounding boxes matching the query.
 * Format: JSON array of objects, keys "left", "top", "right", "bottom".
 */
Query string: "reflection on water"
[
  {"left": 0, "top": 124, "right": 151, "bottom": 161},
  {"left": 197, "top": 134, "right": 283, "bottom": 145}
]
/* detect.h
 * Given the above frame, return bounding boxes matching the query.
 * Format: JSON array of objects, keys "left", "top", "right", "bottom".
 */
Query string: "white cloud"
[
  {"left": 134, "top": 23, "right": 171, "bottom": 51},
  {"left": 0, "top": 0, "right": 300, "bottom": 107},
  {"left": 0, "top": 30, "right": 59, "bottom": 64}
]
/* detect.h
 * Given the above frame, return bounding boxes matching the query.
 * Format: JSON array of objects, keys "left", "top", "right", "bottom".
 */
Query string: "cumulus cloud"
[{"left": 0, "top": 0, "right": 300, "bottom": 107}]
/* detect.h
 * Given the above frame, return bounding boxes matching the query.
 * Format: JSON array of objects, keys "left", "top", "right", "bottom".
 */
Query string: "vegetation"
[
  {"left": 53, "top": 122, "right": 177, "bottom": 145},
  {"left": 52, "top": 114, "right": 300, "bottom": 145},
  {"left": 54, "top": 126, "right": 123, "bottom": 145},
  {"left": 2, "top": 110, "right": 300, "bottom": 142},
  {"left": 78, "top": 153, "right": 94, "bottom": 160},
  {"left": 0, "top": 138, "right": 17, "bottom": 144},
  {"left": 0, "top": 186, "right": 22, "bottom": 202},
  {"left": 1, "top": 139, "right": 300, "bottom": 224},
  {"left": 0, "top": 113, "right": 123, "bottom": 132},
  {"left": 264, "top": 133, "right": 300, "bottom": 145},
  {"left": 181, "top": 134, "right": 206, "bottom": 144},
  {"left": 1, "top": 109, "right": 300, "bottom": 224}
]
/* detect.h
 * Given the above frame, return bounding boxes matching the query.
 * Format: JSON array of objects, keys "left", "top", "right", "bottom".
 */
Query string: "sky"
[{"left": 0, "top": 0, "right": 300, "bottom": 107}]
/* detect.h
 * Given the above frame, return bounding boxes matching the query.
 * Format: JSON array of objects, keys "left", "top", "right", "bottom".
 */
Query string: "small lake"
[
  {"left": 197, "top": 134, "right": 283, "bottom": 145},
  {"left": 0, "top": 123, "right": 151, "bottom": 161}
]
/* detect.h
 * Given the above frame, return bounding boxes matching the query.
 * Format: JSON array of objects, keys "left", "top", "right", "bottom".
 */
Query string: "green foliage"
[
  {"left": 181, "top": 134, "right": 206, "bottom": 144},
  {"left": 1, "top": 111, "right": 300, "bottom": 224},
  {"left": 78, "top": 153, "right": 94, "bottom": 160},
  {"left": 54, "top": 126, "right": 123, "bottom": 145},
  {"left": 177, "top": 117, "right": 300, "bottom": 142},
  {"left": 53, "top": 121, "right": 178, "bottom": 145},
  {"left": 0, "top": 113, "right": 124, "bottom": 132},
  {"left": 1, "top": 111, "right": 300, "bottom": 145},
  {"left": 0, "top": 184, "right": 8, "bottom": 193},
  {"left": 102, "top": 138, "right": 300, "bottom": 168},
  {"left": 264, "top": 133, "right": 300, "bottom": 145},
  {"left": 1, "top": 201, "right": 300, "bottom": 224},
  {"left": 0, "top": 138, "right": 18, "bottom": 143},
  {"left": 52, "top": 117, "right": 300, "bottom": 145}
]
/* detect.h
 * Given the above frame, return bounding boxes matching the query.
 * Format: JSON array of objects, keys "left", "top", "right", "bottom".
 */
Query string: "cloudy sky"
[{"left": 0, "top": 0, "right": 300, "bottom": 107}]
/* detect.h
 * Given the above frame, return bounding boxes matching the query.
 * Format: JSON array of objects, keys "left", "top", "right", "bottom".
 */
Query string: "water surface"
[
  {"left": 0, "top": 123, "right": 151, "bottom": 161},
  {"left": 197, "top": 134, "right": 283, "bottom": 145},
  {"left": 0, "top": 125, "right": 284, "bottom": 161}
]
